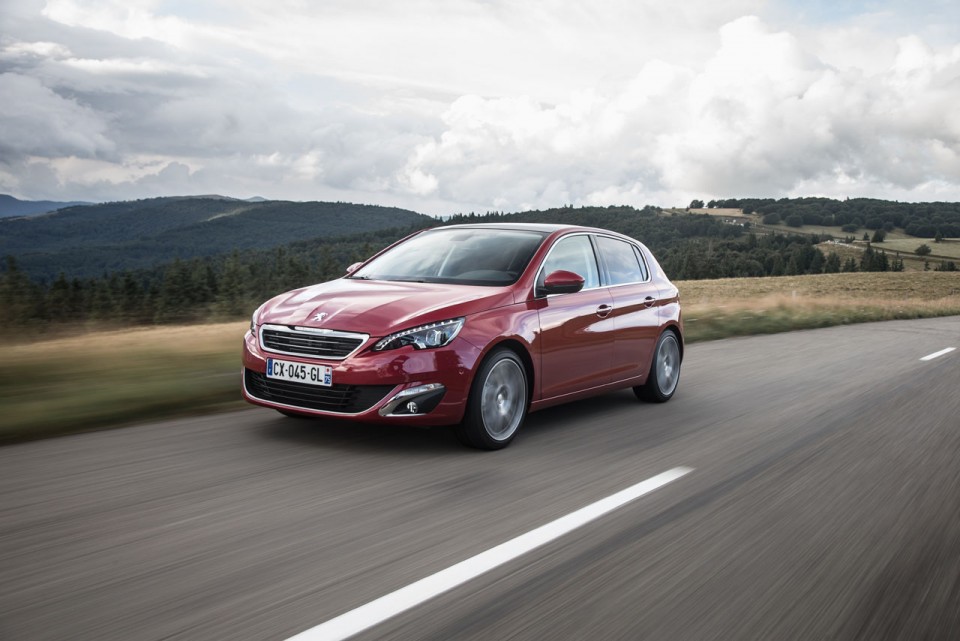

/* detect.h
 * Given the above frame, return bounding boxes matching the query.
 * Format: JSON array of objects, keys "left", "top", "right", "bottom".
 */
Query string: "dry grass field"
[
  {"left": 879, "top": 238, "right": 960, "bottom": 260},
  {"left": 3, "top": 322, "right": 248, "bottom": 443},
  {"left": 679, "top": 271, "right": 960, "bottom": 301},
  {"left": 9, "top": 321, "right": 248, "bottom": 358},
  {"left": 684, "top": 208, "right": 748, "bottom": 218},
  {"left": 3, "top": 272, "right": 959, "bottom": 443},
  {"left": 679, "top": 272, "right": 960, "bottom": 341},
  {"left": 815, "top": 241, "right": 935, "bottom": 272}
]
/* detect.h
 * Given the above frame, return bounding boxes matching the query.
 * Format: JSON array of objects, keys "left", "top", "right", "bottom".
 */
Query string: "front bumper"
[{"left": 241, "top": 329, "right": 480, "bottom": 425}]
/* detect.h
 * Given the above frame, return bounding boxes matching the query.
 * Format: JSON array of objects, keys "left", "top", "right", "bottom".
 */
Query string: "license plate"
[{"left": 266, "top": 358, "right": 332, "bottom": 387}]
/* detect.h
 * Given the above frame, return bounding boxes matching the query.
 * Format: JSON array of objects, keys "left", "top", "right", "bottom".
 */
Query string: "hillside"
[
  {"left": 702, "top": 197, "right": 960, "bottom": 237},
  {"left": 0, "top": 197, "right": 431, "bottom": 280},
  {"left": 670, "top": 205, "right": 960, "bottom": 270},
  {"left": 0, "top": 194, "right": 92, "bottom": 218}
]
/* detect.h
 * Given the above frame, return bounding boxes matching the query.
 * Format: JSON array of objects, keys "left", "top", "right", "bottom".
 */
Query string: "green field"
[{"left": 2, "top": 271, "right": 959, "bottom": 444}]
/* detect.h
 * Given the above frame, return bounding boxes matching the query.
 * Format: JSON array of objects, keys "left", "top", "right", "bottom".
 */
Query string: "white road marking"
[
  {"left": 920, "top": 347, "right": 956, "bottom": 361},
  {"left": 286, "top": 466, "right": 693, "bottom": 641}
]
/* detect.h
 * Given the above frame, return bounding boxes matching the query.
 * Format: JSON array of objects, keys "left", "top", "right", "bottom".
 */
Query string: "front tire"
[
  {"left": 634, "top": 330, "right": 681, "bottom": 403},
  {"left": 456, "top": 349, "right": 528, "bottom": 450}
]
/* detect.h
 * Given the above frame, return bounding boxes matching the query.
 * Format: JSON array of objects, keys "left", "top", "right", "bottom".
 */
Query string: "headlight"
[
  {"left": 373, "top": 318, "right": 465, "bottom": 351},
  {"left": 250, "top": 305, "right": 264, "bottom": 333}
]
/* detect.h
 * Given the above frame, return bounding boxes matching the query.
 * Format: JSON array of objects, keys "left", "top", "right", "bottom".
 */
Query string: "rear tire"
[
  {"left": 456, "top": 349, "right": 528, "bottom": 450},
  {"left": 634, "top": 330, "right": 681, "bottom": 403}
]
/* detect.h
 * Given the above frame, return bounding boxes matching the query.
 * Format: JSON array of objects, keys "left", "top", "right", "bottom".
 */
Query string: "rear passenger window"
[{"left": 596, "top": 236, "right": 646, "bottom": 285}]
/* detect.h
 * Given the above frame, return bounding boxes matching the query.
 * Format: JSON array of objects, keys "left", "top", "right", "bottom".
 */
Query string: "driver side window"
[{"left": 539, "top": 235, "right": 600, "bottom": 290}]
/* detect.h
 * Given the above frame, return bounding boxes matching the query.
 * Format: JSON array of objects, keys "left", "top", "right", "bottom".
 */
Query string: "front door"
[{"left": 536, "top": 234, "right": 616, "bottom": 400}]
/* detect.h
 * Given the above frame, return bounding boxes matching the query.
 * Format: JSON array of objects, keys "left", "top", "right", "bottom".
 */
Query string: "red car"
[{"left": 242, "top": 223, "right": 682, "bottom": 449}]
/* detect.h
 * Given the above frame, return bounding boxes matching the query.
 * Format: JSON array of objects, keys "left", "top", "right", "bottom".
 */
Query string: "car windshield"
[{"left": 350, "top": 228, "right": 546, "bottom": 286}]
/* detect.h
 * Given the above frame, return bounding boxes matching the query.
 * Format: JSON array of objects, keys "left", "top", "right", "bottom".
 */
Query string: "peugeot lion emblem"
[{"left": 312, "top": 312, "right": 328, "bottom": 323}]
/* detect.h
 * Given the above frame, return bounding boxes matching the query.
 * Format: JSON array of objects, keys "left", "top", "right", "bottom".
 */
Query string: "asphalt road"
[{"left": 1, "top": 317, "right": 958, "bottom": 641}]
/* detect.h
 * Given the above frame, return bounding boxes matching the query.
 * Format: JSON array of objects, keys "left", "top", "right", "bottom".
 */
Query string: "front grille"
[
  {"left": 260, "top": 325, "right": 366, "bottom": 359},
  {"left": 245, "top": 369, "right": 393, "bottom": 414}
]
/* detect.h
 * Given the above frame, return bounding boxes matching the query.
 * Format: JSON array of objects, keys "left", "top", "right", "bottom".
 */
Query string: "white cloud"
[
  {"left": 400, "top": 10, "right": 960, "bottom": 210},
  {"left": 41, "top": 0, "right": 201, "bottom": 47},
  {"left": 3, "top": 40, "right": 72, "bottom": 57},
  {"left": 0, "top": 72, "right": 114, "bottom": 158},
  {"left": 0, "top": 0, "right": 958, "bottom": 213}
]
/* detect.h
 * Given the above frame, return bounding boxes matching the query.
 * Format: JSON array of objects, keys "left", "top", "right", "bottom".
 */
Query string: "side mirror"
[
  {"left": 345, "top": 262, "right": 363, "bottom": 275},
  {"left": 540, "top": 269, "right": 585, "bottom": 296}
]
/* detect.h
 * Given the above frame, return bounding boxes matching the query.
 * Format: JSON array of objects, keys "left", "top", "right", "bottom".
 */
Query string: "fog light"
[{"left": 378, "top": 383, "right": 447, "bottom": 417}]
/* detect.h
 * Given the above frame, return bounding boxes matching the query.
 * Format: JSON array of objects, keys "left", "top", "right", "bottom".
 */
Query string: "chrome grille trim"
[{"left": 259, "top": 324, "right": 369, "bottom": 360}]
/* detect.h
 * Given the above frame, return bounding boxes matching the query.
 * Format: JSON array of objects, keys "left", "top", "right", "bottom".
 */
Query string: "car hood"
[{"left": 259, "top": 278, "right": 517, "bottom": 336}]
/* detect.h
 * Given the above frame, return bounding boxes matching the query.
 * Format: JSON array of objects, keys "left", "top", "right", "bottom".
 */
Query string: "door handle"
[
  {"left": 596, "top": 304, "right": 613, "bottom": 318},
  {"left": 644, "top": 296, "right": 657, "bottom": 308}
]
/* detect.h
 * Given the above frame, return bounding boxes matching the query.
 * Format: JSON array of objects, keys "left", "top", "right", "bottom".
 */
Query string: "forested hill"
[
  {"left": 0, "top": 194, "right": 91, "bottom": 218},
  {"left": 0, "top": 197, "right": 431, "bottom": 280}
]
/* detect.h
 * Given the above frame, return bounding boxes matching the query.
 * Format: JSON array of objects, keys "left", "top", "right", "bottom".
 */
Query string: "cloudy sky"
[{"left": 1, "top": 0, "right": 959, "bottom": 215}]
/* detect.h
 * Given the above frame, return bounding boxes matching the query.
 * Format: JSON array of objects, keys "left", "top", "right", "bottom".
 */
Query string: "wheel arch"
[
  {"left": 662, "top": 322, "right": 684, "bottom": 362},
  {"left": 477, "top": 338, "right": 536, "bottom": 407}
]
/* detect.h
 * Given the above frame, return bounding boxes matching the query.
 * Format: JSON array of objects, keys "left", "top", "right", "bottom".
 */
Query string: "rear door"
[{"left": 594, "top": 235, "right": 662, "bottom": 384}]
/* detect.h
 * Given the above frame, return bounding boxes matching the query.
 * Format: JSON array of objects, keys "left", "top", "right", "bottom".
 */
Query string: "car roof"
[
  {"left": 432, "top": 222, "right": 588, "bottom": 233},
  {"left": 429, "top": 222, "right": 647, "bottom": 246}
]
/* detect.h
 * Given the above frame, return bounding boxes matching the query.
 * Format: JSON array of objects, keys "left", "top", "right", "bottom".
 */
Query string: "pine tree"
[
  {"left": 809, "top": 250, "right": 824, "bottom": 274},
  {"left": 155, "top": 259, "right": 194, "bottom": 323},
  {"left": 318, "top": 246, "right": 341, "bottom": 281},
  {"left": 877, "top": 250, "right": 889, "bottom": 272},
  {"left": 824, "top": 252, "right": 841, "bottom": 273},
  {"left": 860, "top": 244, "right": 876, "bottom": 271},
  {"left": 0, "top": 256, "right": 40, "bottom": 325},
  {"left": 117, "top": 272, "right": 145, "bottom": 322},
  {"left": 216, "top": 252, "right": 249, "bottom": 317},
  {"left": 892, "top": 252, "right": 904, "bottom": 272}
]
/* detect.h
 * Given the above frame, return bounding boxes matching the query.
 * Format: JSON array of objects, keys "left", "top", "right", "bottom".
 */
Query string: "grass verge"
[
  {"left": 679, "top": 271, "right": 960, "bottom": 341},
  {"left": 2, "top": 323, "right": 248, "bottom": 444},
  {"left": 2, "top": 272, "right": 959, "bottom": 444}
]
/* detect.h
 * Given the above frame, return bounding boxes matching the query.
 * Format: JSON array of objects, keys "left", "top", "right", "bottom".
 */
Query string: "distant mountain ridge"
[
  {"left": 1, "top": 196, "right": 431, "bottom": 280},
  {"left": 0, "top": 194, "right": 93, "bottom": 218}
]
